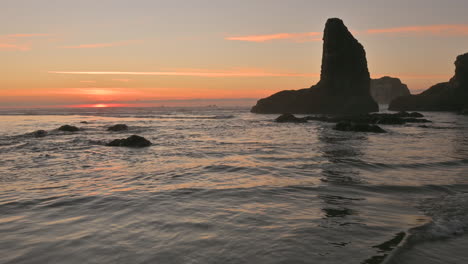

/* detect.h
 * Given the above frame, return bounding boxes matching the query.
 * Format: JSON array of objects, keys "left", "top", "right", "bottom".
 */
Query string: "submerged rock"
[
  {"left": 334, "top": 122, "right": 386, "bottom": 133},
  {"left": 369, "top": 114, "right": 406, "bottom": 125},
  {"left": 304, "top": 111, "right": 428, "bottom": 125},
  {"left": 394, "top": 111, "right": 424, "bottom": 118},
  {"left": 58, "top": 125, "right": 79, "bottom": 132},
  {"left": 370, "top": 77, "right": 411, "bottom": 105},
  {"left": 304, "top": 115, "right": 334, "bottom": 122},
  {"left": 107, "top": 124, "right": 129, "bottom": 131},
  {"left": 80, "top": 121, "right": 89, "bottom": 124},
  {"left": 275, "top": 113, "right": 307, "bottom": 123},
  {"left": 389, "top": 53, "right": 468, "bottom": 112},
  {"left": 403, "top": 118, "right": 432, "bottom": 123},
  {"left": 32, "top": 130, "right": 48, "bottom": 138},
  {"left": 106, "top": 135, "right": 151, "bottom": 148},
  {"left": 251, "top": 18, "right": 378, "bottom": 114}
]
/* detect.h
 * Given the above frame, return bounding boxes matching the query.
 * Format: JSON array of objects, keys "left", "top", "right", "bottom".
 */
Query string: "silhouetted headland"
[
  {"left": 251, "top": 18, "right": 378, "bottom": 114},
  {"left": 389, "top": 53, "right": 468, "bottom": 112}
]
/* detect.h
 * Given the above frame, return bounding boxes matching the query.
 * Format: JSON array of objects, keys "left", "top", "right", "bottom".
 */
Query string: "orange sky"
[{"left": 2, "top": 0, "right": 468, "bottom": 108}]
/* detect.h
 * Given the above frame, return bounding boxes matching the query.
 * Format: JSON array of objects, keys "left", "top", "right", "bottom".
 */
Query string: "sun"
[
  {"left": 93, "top": 104, "right": 108, "bottom": 108},
  {"left": 68, "top": 103, "right": 130, "bottom": 108}
]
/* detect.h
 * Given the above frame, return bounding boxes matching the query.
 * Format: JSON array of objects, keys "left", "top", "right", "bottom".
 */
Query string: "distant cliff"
[
  {"left": 389, "top": 53, "right": 468, "bottom": 111},
  {"left": 370, "top": 77, "right": 410, "bottom": 105},
  {"left": 251, "top": 18, "right": 378, "bottom": 114}
]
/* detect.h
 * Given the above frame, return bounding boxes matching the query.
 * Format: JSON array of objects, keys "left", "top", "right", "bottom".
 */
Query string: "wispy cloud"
[
  {"left": 0, "top": 43, "right": 30, "bottom": 51},
  {"left": 225, "top": 32, "right": 321, "bottom": 42},
  {"left": 61, "top": 40, "right": 142, "bottom": 49},
  {"left": 0, "top": 33, "right": 52, "bottom": 51},
  {"left": 58, "top": 88, "right": 139, "bottom": 96},
  {"left": 226, "top": 24, "right": 468, "bottom": 43},
  {"left": 5, "top": 33, "right": 52, "bottom": 38},
  {"left": 49, "top": 69, "right": 318, "bottom": 78},
  {"left": 366, "top": 24, "right": 468, "bottom": 36},
  {"left": 50, "top": 69, "right": 450, "bottom": 81}
]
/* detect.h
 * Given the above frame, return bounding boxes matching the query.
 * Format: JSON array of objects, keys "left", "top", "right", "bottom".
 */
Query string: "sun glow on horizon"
[{"left": 67, "top": 103, "right": 130, "bottom": 108}]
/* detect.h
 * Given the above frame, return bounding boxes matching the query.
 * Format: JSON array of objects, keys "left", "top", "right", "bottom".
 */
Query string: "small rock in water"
[
  {"left": 33, "top": 130, "right": 48, "bottom": 137},
  {"left": 334, "top": 122, "right": 386, "bottom": 133},
  {"left": 275, "top": 113, "right": 307, "bottom": 123},
  {"left": 80, "top": 121, "right": 89, "bottom": 124},
  {"left": 107, "top": 124, "right": 129, "bottom": 131},
  {"left": 58, "top": 125, "right": 79, "bottom": 132},
  {"left": 106, "top": 135, "right": 151, "bottom": 148}
]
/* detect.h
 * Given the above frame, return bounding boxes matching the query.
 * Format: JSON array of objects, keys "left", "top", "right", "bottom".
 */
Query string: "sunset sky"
[{"left": 2, "top": 0, "right": 468, "bottom": 108}]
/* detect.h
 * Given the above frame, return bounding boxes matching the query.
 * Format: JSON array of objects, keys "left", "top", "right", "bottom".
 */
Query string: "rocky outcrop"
[
  {"left": 251, "top": 18, "right": 378, "bottom": 114},
  {"left": 275, "top": 113, "right": 307, "bottom": 123},
  {"left": 334, "top": 122, "right": 386, "bottom": 133},
  {"left": 389, "top": 53, "right": 468, "bottom": 111},
  {"left": 106, "top": 135, "right": 151, "bottom": 148},
  {"left": 32, "top": 130, "right": 48, "bottom": 137},
  {"left": 107, "top": 124, "right": 128, "bottom": 131},
  {"left": 58, "top": 125, "right": 79, "bottom": 132},
  {"left": 370, "top": 77, "right": 410, "bottom": 104}
]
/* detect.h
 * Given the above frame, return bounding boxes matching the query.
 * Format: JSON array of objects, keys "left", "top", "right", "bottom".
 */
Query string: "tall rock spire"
[
  {"left": 319, "top": 18, "right": 370, "bottom": 97},
  {"left": 251, "top": 18, "right": 378, "bottom": 114}
]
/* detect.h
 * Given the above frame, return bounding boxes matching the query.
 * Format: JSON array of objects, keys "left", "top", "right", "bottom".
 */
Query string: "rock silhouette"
[
  {"left": 370, "top": 77, "right": 410, "bottom": 105},
  {"left": 251, "top": 18, "right": 378, "bottom": 114},
  {"left": 106, "top": 135, "right": 151, "bottom": 148},
  {"left": 107, "top": 124, "right": 129, "bottom": 131},
  {"left": 334, "top": 122, "right": 386, "bottom": 133},
  {"left": 389, "top": 53, "right": 468, "bottom": 111},
  {"left": 58, "top": 125, "right": 79, "bottom": 132},
  {"left": 275, "top": 113, "right": 307, "bottom": 123},
  {"left": 32, "top": 130, "right": 48, "bottom": 138}
]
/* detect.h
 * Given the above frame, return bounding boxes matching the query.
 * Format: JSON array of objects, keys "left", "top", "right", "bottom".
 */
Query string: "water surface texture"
[{"left": 0, "top": 108, "right": 467, "bottom": 264}]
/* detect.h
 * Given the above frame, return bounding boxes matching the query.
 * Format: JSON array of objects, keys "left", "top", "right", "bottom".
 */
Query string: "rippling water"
[{"left": 0, "top": 107, "right": 467, "bottom": 264}]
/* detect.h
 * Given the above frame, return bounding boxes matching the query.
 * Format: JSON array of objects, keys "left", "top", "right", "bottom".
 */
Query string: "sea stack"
[
  {"left": 370, "top": 77, "right": 410, "bottom": 105},
  {"left": 251, "top": 18, "right": 378, "bottom": 114},
  {"left": 389, "top": 53, "right": 468, "bottom": 111}
]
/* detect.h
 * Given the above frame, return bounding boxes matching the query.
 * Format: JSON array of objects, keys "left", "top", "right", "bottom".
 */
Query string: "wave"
[
  {"left": 381, "top": 192, "right": 468, "bottom": 264},
  {"left": 342, "top": 159, "right": 468, "bottom": 171},
  {"left": 416, "top": 193, "right": 468, "bottom": 239}
]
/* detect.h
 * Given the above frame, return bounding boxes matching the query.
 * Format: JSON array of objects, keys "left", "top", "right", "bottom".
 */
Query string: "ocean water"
[{"left": 0, "top": 107, "right": 467, "bottom": 264}]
